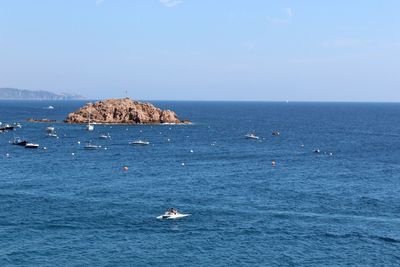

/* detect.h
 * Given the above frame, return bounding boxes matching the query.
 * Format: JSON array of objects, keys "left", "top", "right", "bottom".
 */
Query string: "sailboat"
[{"left": 86, "top": 112, "right": 94, "bottom": 131}]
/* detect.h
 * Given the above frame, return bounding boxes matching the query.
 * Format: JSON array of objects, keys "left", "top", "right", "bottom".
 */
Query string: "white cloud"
[
  {"left": 96, "top": 0, "right": 105, "bottom": 5},
  {"left": 160, "top": 0, "right": 183, "bottom": 8}
]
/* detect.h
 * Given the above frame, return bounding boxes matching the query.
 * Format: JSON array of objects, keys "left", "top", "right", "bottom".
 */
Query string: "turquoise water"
[{"left": 1, "top": 101, "right": 400, "bottom": 266}]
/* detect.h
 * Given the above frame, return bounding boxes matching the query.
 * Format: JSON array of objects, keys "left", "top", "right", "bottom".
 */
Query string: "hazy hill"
[{"left": 0, "top": 88, "right": 85, "bottom": 100}]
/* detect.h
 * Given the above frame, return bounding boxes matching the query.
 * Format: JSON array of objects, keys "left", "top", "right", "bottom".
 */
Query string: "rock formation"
[{"left": 65, "top": 98, "right": 190, "bottom": 124}]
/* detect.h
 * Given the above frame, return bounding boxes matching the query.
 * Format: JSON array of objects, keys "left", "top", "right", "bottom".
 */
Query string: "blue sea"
[{"left": 1, "top": 101, "right": 400, "bottom": 266}]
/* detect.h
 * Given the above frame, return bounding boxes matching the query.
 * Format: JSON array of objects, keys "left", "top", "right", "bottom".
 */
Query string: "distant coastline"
[{"left": 0, "top": 88, "right": 85, "bottom": 100}]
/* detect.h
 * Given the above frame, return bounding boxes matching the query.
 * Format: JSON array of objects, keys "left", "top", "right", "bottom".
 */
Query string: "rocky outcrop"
[{"left": 65, "top": 98, "right": 190, "bottom": 124}]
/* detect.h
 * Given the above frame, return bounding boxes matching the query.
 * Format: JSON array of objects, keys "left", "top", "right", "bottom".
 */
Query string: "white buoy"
[
  {"left": 43, "top": 147, "right": 47, "bottom": 150},
  {"left": 104, "top": 147, "right": 107, "bottom": 150},
  {"left": 181, "top": 162, "right": 185, "bottom": 166},
  {"left": 72, "top": 153, "right": 75, "bottom": 156},
  {"left": 167, "top": 138, "right": 171, "bottom": 142},
  {"left": 190, "top": 150, "right": 194, "bottom": 153},
  {"left": 77, "top": 141, "right": 81, "bottom": 144},
  {"left": 6, "top": 153, "right": 10, "bottom": 157}
]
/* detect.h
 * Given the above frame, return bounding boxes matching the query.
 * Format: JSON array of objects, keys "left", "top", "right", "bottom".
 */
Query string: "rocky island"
[{"left": 65, "top": 98, "right": 190, "bottom": 124}]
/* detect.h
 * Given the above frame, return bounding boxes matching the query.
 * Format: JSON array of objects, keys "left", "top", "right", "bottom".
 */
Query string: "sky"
[{"left": 0, "top": 0, "right": 400, "bottom": 101}]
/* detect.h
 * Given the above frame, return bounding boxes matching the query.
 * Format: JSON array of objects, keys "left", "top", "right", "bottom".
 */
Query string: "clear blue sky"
[{"left": 1, "top": 0, "right": 399, "bottom": 101}]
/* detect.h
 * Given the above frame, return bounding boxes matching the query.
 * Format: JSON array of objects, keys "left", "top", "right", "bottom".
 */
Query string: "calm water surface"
[{"left": 1, "top": 101, "right": 400, "bottom": 266}]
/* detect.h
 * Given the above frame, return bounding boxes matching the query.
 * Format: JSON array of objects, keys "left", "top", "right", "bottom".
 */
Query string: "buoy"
[
  {"left": 6, "top": 153, "right": 10, "bottom": 157},
  {"left": 181, "top": 163, "right": 185, "bottom": 166},
  {"left": 167, "top": 138, "right": 171, "bottom": 142},
  {"left": 72, "top": 153, "right": 75, "bottom": 156},
  {"left": 271, "top": 160, "right": 276, "bottom": 167},
  {"left": 190, "top": 150, "right": 194, "bottom": 153},
  {"left": 77, "top": 141, "right": 81, "bottom": 144},
  {"left": 104, "top": 147, "right": 107, "bottom": 150},
  {"left": 123, "top": 166, "right": 129, "bottom": 171},
  {"left": 43, "top": 147, "right": 47, "bottom": 150}
]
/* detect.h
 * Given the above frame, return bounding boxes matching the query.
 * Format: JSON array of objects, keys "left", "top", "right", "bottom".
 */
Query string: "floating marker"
[
  {"left": 123, "top": 166, "right": 129, "bottom": 171},
  {"left": 190, "top": 150, "right": 194, "bottom": 153}
]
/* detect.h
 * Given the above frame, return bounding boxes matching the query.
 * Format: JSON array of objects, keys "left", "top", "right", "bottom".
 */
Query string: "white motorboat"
[
  {"left": 47, "top": 132, "right": 58, "bottom": 138},
  {"left": 25, "top": 143, "right": 39, "bottom": 149},
  {"left": 46, "top": 105, "right": 54, "bottom": 110},
  {"left": 130, "top": 140, "right": 150, "bottom": 145},
  {"left": 245, "top": 133, "right": 259, "bottom": 140},
  {"left": 99, "top": 133, "right": 111, "bottom": 139},
  {"left": 157, "top": 208, "right": 190, "bottom": 220},
  {"left": 84, "top": 143, "right": 100, "bottom": 149},
  {"left": 46, "top": 126, "right": 55, "bottom": 133},
  {"left": 86, "top": 124, "right": 94, "bottom": 131}
]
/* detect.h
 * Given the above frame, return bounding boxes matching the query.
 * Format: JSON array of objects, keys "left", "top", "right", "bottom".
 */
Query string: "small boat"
[
  {"left": 245, "top": 133, "right": 259, "bottom": 140},
  {"left": 13, "top": 137, "right": 27, "bottom": 146},
  {"left": 272, "top": 131, "right": 280, "bottom": 136},
  {"left": 84, "top": 143, "right": 101, "bottom": 149},
  {"left": 47, "top": 132, "right": 58, "bottom": 138},
  {"left": 157, "top": 208, "right": 190, "bottom": 220},
  {"left": 99, "top": 133, "right": 111, "bottom": 139},
  {"left": 2, "top": 124, "right": 15, "bottom": 131},
  {"left": 314, "top": 149, "right": 321, "bottom": 154},
  {"left": 25, "top": 143, "right": 39, "bottom": 149},
  {"left": 46, "top": 105, "right": 54, "bottom": 110},
  {"left": 46, "top": 126, "right": 55, "bottom": 133},
  {"left": 130, "top": 140, "right": 150, "bottom": 145}
]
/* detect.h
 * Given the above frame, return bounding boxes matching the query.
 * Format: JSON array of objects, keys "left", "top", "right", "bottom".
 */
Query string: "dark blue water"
[{"left": 1, "top": 101, "right": 400, "bottom": 266}]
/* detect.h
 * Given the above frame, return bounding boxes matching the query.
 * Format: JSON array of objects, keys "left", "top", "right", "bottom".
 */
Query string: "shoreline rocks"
[{"left": 65, "top": 98, "right": 190, "bottom": 125}]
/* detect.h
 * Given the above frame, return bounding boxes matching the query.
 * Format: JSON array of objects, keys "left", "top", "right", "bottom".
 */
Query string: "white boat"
[
  {"left": 84, "top": 143, "right": 100, "bottom": 149},
  {"left": 86, "top": 112, "right": 94, "bottom": 131},
  {"left": 25, "top": 143, "right": 39, "bottom": 149},
  {"left": 99, "top": 133, "right": 111, "bottom": 139},
  {"left": 130, "top": 140, "right": 150, "bottom": 145},
  {"left": 157, "top": 209, "right": 190, "bottom": 220},
  {"left": 245, "top": 133, "right": 259, "bottom": 140},
  {"left": 47, "top": 105, "right": 54, "bottom": 110},
  {"left": 46, "top": 126, "right": 55, "bottom": 133},
  {"left": 47, "top": 132, "right": 58, "bottom": 138}
]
